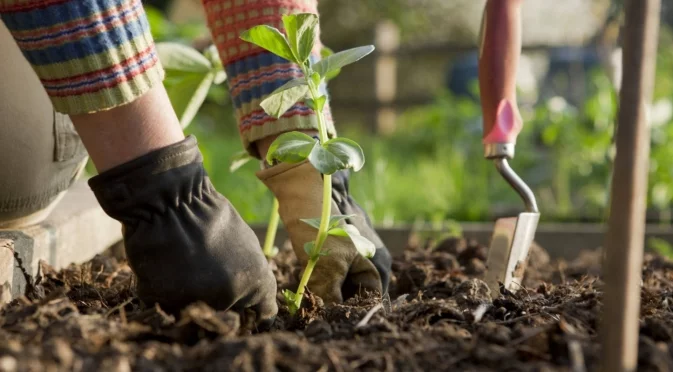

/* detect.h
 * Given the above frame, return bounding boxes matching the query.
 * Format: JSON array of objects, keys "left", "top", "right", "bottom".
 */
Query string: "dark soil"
[{"left": 2, "top": 236, "right": 673, "bottom": 371}]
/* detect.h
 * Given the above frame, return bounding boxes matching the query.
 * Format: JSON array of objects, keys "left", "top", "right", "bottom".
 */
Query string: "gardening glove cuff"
[
  {"left": 89, "top": 135, "right": 278, "bottom": 325},
  {"left": 257, "top": 161, "right": 382, "bottom": 304}
]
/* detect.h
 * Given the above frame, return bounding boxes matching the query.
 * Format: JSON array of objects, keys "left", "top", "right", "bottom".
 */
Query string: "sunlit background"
[{"left": 132, "top": 0, "right": 673, "bottom": 227}]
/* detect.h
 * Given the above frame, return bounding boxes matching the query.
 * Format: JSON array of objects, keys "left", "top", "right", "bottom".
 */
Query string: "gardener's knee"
[{"left": 0, "top": 21, "right": 88, "bottom": 228}]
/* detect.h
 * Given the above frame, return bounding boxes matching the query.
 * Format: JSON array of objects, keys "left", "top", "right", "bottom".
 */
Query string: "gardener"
[{"left": 0, "top": 0, "right": 392, "bottom": 324}]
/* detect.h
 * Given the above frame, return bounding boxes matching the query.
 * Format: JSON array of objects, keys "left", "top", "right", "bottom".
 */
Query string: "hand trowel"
[{"left": 477, "top": 0, "right": 540, "bottom": 297}]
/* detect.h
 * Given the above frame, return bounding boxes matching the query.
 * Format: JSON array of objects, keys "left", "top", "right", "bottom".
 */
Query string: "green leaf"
[
  {"left": 323, "top": 137, "right": 366, "bottom": 172},
  {"left": 240, "top": 25, "right": 296, "bottom": 63},
  {"left": 314, "top": 95, "right": 326, "bottom": 111},
  {"left": 307, "top": 139, "right": 365, "bottom": 174},
  {"left": 229, "top": 150, "right": 252, "bottom": 173},
  {"left": 266, "top": 131, "right": 317, "bottom": 165},
  {"left": 301, "top": 214, "right": 355, "bottom": 231},
  {"left": 328, "top": 214, "right": 354, "bottom": 229},
  {"left": 318, "top": 47, "right": 340, "bottom": 80},
  {"left": 260, "top": 84, "right": 309, "bottom": 118},
  {"left": 282, "top": 14, "right": 299, "bottom": 57},
  {"left": 310, "top": 72, "right": 321, "bottom": 88},
  {"left": 156, "top": 42, "right": 212, "bottom": 73},
  {"left": 305, "top": 98, "right": 316, "bottom": 110},
  {"left": 297, "top": 15, "right": 318, "bottom": 62},
  {"left": 203, "top": 44, "right": 223, "bottom": 70},
  {"left": 165, "top": 72, "right": 215, "bottom": 129},
  {"left": 304, "top": 242, "right": 315, "bottom": 256},
  {"left": 213, "top": 70, "right": 227, "bottom": 84},
  {"left": 341, "top": 225, "right": 376, "bottom": 258},
  {"left": 202, "top": 45, "right": 227, "bottom": 84},
  {"left": 313, "top": 45, "right": 375, "bottom": 78},
  {"left": 300, "top": 218, "right": 321, "bottom": 230},
  {"left": 269, "top": 77, "right": 307, "bottom": 96},
  {"left": 320, "top": 46, "right": 334, "bottom": 59},
  {"left": 305, "top": 95, "right": 326, "bottom": 111},
  {"left": 328, "top": 227, "right": 348, "bottom": 237},
  {"left": 282, "top": 289, "right": 299, "bottom": 314},
  {"left": 283, "top": 13, "right": 318, "bottom": 63},
  {"left": 307, "top": 144, "right": 344, "bottom": 175}
]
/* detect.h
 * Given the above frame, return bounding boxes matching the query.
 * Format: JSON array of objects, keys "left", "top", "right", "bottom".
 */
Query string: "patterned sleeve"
[
  {"left": 0, "top": 0, "right": 164, "bottom": 115},
  {"left": 202, "top": 0, "right": 336, "bottom": 157}
]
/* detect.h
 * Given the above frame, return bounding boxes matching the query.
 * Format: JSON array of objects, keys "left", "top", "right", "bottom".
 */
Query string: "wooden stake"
[{"left": 600, "top": 1, "right": 660, "bottom": 371}]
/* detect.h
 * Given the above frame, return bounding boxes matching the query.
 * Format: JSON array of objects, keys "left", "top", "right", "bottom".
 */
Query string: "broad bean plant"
[{"left": 241, "top": 14, "right": 376, "bottom": 313}]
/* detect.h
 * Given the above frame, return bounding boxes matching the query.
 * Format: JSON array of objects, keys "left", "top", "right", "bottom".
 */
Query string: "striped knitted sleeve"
[
  {"left": 0, "top": 0, "right": 164, "bottom": 115},
  {"left": 202, "top": 0, "right": 336, "bottom": 157}
]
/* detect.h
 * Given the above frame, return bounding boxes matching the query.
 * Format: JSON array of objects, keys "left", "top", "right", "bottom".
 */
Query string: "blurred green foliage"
[{"left": 145, "top": 6, "right": 673, "bottom": 226}]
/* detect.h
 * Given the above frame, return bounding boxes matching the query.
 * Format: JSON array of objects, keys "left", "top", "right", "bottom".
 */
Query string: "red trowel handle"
[{"left": 478, "top": 0, "right": 523, "bottom": 147}]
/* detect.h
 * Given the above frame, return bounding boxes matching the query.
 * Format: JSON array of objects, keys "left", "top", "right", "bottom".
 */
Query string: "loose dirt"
[{"left": 2, "top": 236, "right": 672, "bottom": 371}]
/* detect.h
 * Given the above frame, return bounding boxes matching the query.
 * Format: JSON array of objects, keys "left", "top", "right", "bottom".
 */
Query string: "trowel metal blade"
[{"left": 484, "top": 212, "right": 540, "bottom": 298}]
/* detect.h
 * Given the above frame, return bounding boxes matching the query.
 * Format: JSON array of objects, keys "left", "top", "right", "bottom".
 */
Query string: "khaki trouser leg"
[{"left": 0, "top": 21, "right": 88, "bottom": 228}]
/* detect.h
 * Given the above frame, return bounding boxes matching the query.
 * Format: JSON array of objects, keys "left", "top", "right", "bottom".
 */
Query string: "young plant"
[
  {"left": 156, "top": 42, "right": 226, "bottom": 129},
  {"left": 230, "top": 150, "right": 281, "bottom": 258},
  {"left": 241, "top": 14, "right": 376, "bottom": 313}
]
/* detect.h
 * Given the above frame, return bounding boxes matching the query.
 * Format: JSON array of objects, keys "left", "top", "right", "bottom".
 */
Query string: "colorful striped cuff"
[
  {"left": 203, "top": 0, "right": 335, "bottom": 156},
  {"left": 0, "top": 0, "right": 164, "bottom": 114}
]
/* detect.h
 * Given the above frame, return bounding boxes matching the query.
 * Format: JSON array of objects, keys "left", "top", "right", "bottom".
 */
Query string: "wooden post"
[
  {"left": 375, "top": 21, "right": 400, "bottom": 135},
  {"left": 600, "top": 1, "right": 660, "bottom": 371}
]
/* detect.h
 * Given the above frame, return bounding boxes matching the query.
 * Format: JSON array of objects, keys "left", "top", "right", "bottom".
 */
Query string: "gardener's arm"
[
  {"left": 202, "top": 0, "right": 392, "bottom": 303},
  {"left": 0, "top": 0, "right": 277, "bottom": 322}
]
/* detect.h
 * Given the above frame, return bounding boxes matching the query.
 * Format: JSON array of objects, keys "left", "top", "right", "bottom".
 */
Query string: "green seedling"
[
  {"left": 262, "top": 198, "right": 281, "bottom": 258},
  {"left": 241, "top": 13, "right": 376, "bottom": 314},
  {"left": 156, "top": 42, "right": 227, "bottom": 129},
  {"left": 229, "top": 150, "right": 281, "bottom": 258}
]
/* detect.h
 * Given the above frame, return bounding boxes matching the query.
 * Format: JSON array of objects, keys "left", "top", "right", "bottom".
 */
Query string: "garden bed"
[{"left": 1, "top": 237, "right": 672, "bottom": 371}]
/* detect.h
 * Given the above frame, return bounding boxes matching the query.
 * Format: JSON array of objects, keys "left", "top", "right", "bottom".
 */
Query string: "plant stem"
[
  {"left": 292, "top": 65, "right": 333, "bottom": 311},
  {"left": 262, "top": 198, "right": 280, "bottom": 258},
  {"left": 294, "top": 257, "right": 317, "bottom": 307}
]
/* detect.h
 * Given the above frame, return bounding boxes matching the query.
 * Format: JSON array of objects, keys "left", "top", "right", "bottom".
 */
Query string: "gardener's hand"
[
  {"left": 89, "top": 136, "right": 277, "bottom": 326},
  {"left": 331, "top": 169, "right": 392, "bottom": 294},
  {"left": 258, "top": 161, "right": 391, "bottom": 304}
]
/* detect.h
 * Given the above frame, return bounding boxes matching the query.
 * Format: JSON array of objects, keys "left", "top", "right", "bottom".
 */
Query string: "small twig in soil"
[
  {"left": 355, "top": 303, "right": 383, "bottom": 328},
  {"left": 559, "top": 261, "right": 567, "bottom": 284},
  {"left": 444, "top": 354, "right": 470, "bottom": 368},
  {"left": 472, "top": 304, "right": 490, "bottom": 323},
  {"left": 326, "top": 349, "right": 344, "bottom": 372},
  {"left": 105, "top": 298, "right": 134, "bottom": 322},
  {"left": 510, "top": 325, "right": 552, "bottom": 346},
  {"left": 104, "top": 266, "right": 126, "bottom": 287},
  {"left": 560, "top": 318, "right": 587, "bottom": 372},
  {"left": 495, "top": 313, "right": 536, "bottom": 325},
  {"left": 568, "top": 339, "right": 587, "bottom": 372},
  {"left": 516, "top": 344, "right": 552, "bottom": 360},
  {"left": 93, "top": 264, "right": 105, "bottom": 284},
  {"left": 383, "top": 353, "right": 394, "bottom": 372}
]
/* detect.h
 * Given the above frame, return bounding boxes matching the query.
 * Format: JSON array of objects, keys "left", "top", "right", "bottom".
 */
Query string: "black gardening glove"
[
  {"left": 89, "top": 136, "right": 277, "bottom": 325},
  {"left": 331, "top": 169, "right": 392, "bottom": 295}
]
